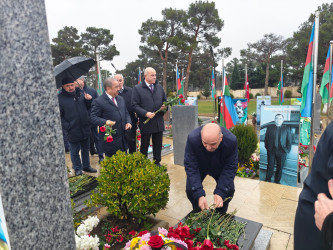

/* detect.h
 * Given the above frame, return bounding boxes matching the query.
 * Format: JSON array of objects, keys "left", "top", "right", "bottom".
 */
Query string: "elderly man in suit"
[
  {"left": 264, "top": 113, "right": 292, "bottom": 184},
  {"left": 115, "top": 74, "right": 138, "bottom": 153},
  {"left": 132, "top": 67, "right": 167, "bottom": 166},
  {"left": 184, "top": 123, "right": 238, "bottom": 213},
  {"left": 90, "top": 77, "right": 132, "bottom": 158}
]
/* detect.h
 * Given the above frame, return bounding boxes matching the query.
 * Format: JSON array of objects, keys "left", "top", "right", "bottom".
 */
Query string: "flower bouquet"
[
  {"left": 100, "top": 125, "right": 116, "bottom": 142},
  {"left": 124, "top": 208, "right": 246, "bottom": 250},
  {"left": 143, "top": 94, "right": 185, "bottom": 124}
]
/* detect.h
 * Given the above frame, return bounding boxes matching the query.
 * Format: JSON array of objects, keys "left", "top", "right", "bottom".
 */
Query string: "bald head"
[{"left": 201, "top": 123, "right": 223, "bottom": 152}]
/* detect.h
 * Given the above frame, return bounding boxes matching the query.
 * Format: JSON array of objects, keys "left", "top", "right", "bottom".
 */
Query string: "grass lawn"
[{"left": 198, "top": 98, "right": 292, "bottom": 116}]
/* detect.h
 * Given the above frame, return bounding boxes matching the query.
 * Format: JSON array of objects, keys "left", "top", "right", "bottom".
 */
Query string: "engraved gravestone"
[{"left": 0, "top": 0, "right": 75, "bottom": 248}]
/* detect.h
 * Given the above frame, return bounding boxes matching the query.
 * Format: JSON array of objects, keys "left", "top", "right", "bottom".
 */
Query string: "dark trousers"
[
  {"left": 90, "top": 126, "right": 103, "bottom": 159},
  {"left": 128, "top": 125, "right": 137, "bottom": 154},
  {"left": 186, "top": 173, "right": 234, "bottom": 214},
  {"left": 62, "top": 128, "right": 69, "bottom": 151},
  {"left": 265, "top": 149, "right": 287, "bottom": 183},
  {"left": 69, "top": 138, "right": 91, "bottom": 171},
  {"left": 140, "top": 132, "right": 163, "bottom": 165}
]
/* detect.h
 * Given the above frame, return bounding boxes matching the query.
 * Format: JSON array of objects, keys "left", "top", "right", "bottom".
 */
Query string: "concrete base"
[{"left": 252, "top": 229, "right": 273, "bottom": 250}]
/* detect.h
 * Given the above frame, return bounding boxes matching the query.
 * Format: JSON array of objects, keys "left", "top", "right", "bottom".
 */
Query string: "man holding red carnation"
[
  {"left": 91, "top": 77, "right": 132, "bottom": 158},
  {"left": 184, "top": 123, "right": 238, "bottom": 213}
]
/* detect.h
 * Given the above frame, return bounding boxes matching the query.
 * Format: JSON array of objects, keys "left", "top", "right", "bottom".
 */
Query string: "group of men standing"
[{"left": 58, "top": 67, "right": 166, "bottom": 176}]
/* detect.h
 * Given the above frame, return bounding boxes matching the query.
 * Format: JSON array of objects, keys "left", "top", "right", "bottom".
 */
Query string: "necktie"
[
  {"left": 149, "top": 84, "right": 153, "bottom": 93},
  {"left": 112, "top": 97, "right": 117, "bottom": 107},
  {"left": 275, "top": 126, "right": 280, "bottom": 149}
]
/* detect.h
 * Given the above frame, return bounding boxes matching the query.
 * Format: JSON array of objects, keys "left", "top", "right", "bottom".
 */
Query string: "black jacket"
[
  {"left": 294, "top": 121, "right": 333, "bottom": 250},
  {"left": 131, "top": 82, "right": 166, "bottom": 134},
  {"left": 90, "top": 92, "right": 131, "bottom": 157},
  {"left": 58, "top": 88, "right": 91, "bottom": 143},
  {"left": 264, "top": 124, "right": 292, "bottom": 153},
  {"left": 184, "top": 126, "right": 238, "bottom": 200},
  {"left": 119, "top": 86, "right": 137, "bottom": 124}
]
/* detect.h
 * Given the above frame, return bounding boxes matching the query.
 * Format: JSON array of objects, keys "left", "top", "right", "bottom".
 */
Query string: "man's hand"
[
  {"left": 315, "top": 179, "right": 333, "bottom": 230},
  {"left": 214, "top": 194, "right": 223, "bottom": 209},
  {"left": 106, "top": 120, "right": 116, "bottom": 127},
  {"left": 160, "top": 104, "right": 166, "bottom": 111},
  {"left": 125, "top": 123, "right": 132, "bottom": 130},
  {"left": 84, "top": 93, "right": 92, "bottom": 100},
  {"left": 146, "top": 112, "right": 155, "bottom": 119},
  {"left": 198, "top": 196, "right": 209, "bottom": 210}
]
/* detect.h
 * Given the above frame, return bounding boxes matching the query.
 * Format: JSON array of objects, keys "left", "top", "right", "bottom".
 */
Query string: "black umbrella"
[{"left": 54, "top": 56, "right": 96, "bottom": 88}]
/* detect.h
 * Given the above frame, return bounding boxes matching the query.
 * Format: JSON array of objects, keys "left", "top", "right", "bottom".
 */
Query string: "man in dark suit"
[
  {"left": 58, "top": 77, "right": 97, "bottom": 176},
  {"left": 76, "top": 77, "right": 104, "bottom": 162},
  {"left": 132, "top": 67, "right": 167, "bottom": 166},
  {"left": 294, "top": 121, "right": 333, "bottom": 250},
  {"left": 115, "top": 74, "right": 137, "bottom": 153},
  {"left": 90, "top": 77, "right": 132, "bottom": 158},
  {"left": 184, "top": 123, "right": 238, "bottom": 213},
  {"left": 264, "top": 114, "right": 292, "bottom": 183}
]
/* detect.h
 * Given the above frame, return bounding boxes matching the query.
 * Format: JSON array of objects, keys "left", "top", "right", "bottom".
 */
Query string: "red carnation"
[
  {"left": 137, "top": 135, "right": 141, "bottom": 140},
  {"left": 148, "top": 235, "right": 164, "bottom": 248},
  {"left": 179, "top": 94, "right": 184, "bottom": 99},
  {"left": 200, "top": 239, "right": 214, "bottom": 250},
  {"left": 137, "top": 230, "right": 150, "bottom": 237},
  {"left": 193, "top": 227, "right": 201, "bottom": 233},
  {"left": 181, "top": 99, "right": 185, "bottom": 103},
  {"left": 106, "top": 136, "right": 113, "bottom": 142},
  {"left": 168, "top": 227, "right": 175, "bottom": 233},
  {"left": 224, "top": 240, "right": 230, "bottom": 245},
  {"left": 167, "top": 232, "right": 181, "bottom": 239},
  {"left": 128, "top": 230, "right": 136, "bottom": 236},
  {"left": 100, "top": 126, "right": 106, "bottom": 132},
  {"left": 185, "top": 239, "right": 193, "bottom": 248},
  {"left": 313, "top": 145, "right": 316, "bottom": 151},
  {"left": 117, "top": 235, "right": 124, "bottom": 242}
]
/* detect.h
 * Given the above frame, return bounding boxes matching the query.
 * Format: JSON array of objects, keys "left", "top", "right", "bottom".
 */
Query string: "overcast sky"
[{"left": 45, "top": 0, "right": 329, "bottom": 74}]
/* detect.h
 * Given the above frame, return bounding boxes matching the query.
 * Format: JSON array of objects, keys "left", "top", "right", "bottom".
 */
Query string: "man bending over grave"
[{"left": 184, "top": 123, "right": 238, "bottom": 213}]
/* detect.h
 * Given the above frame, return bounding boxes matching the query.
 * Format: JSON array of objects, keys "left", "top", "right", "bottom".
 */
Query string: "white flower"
[
  {"left": 76, "top": 216, "right": 100, "bottom": 236},
  {"left": 76, "top": 234, "right": 99, "bottom": 250}
]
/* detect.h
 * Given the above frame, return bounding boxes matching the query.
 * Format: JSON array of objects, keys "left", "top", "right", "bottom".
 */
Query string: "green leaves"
[{"left": 88, "top": 151, "right": 170, "bottom": 223}]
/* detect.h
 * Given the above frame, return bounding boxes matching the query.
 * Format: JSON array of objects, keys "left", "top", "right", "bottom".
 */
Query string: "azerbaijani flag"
[
  {"left": 278, "top": 73, "right": 284, "bottom": 104},
  {"left": 211, "top": 68, "right": 216, "bottom": 99},
  {"left": 96, "top": 57, "right": 104, "bottom": 96},
  {"left": 179, "top": 69, "right": 184, "bottom": 96},
  {"left": 176, "top": 67, "right": 181, "bottom": 91},
  {"left": 300, "top": 22, "right": 315, "bottom": 117},
  {"left": 220, "top": 75, "right": 239, "bottom": 129},
  {"left": 244, "top": 75, "right": 249, "bottom": 102},
  {"left": 138, "top": 68, "right": 141, "bottom": 84},
  {"left": 320, "top": 46, "right": 331, "bottom": 104}
]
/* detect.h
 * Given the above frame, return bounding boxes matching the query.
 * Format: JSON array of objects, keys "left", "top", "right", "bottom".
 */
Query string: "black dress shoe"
[
  {"left": 75, "top": 169, "right": 83, "bottom": 176},
  {"left": 90, "top": 150, "right": 97, "bottom": 156},
  {"left": 98, "top": 158, "right": 104, "bottom": 164},
  {"left": 83, "top": 167, "right": 97, "bottom": 173}
]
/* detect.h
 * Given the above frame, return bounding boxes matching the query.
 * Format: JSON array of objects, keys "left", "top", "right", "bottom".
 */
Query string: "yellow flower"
[{"left": 130, "top": 237, "right": 140, "bottom": 249}]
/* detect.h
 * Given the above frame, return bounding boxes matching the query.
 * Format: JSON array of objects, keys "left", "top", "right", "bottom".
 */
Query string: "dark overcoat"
[
  {"left": 119, "top": 86, "right": 137, "bottom": 125},
  {"left": 58, "top": 88, "right": 91, "bottom": 143},
  {"left": 131, "top": 82, "right": 166, "bottom": 134},
  {"left": 90, "top": 92, "right": 131, "bottom": 157},
  {"left": 184, "top": 126, "right": 238, "bottom": 200},
  {"left": 294, "top": 121, "right": 333, "bottom": 250},
  {"left": 264, "top": 124, "right": 292, "bottom": 153}
]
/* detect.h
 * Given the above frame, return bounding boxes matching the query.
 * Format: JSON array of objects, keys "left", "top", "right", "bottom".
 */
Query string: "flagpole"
[
  {"left": 221, "top": 59, "right": 225, "bottom": 126},
  {"left": 175, "top": 61, "right": 178, "bottom": 96},
  {"left": 309, "top": 11, "right": 320, "bottom": 171},
  {"left": 245, "top": 63, "right": 248, "bottom": 98},
  {"left": 328, "top": 41, "right": 333, "bottom": 117},
  {"left": 281, "top": 60, "right": 283, "bottom": 104}
]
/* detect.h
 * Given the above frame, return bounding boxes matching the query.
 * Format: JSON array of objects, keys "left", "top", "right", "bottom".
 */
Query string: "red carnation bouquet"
[{"left": 99, "top": 125, "right": 116, "bottom": 142}]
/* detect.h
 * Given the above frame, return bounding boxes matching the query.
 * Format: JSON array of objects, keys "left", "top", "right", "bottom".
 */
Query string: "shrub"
[
  {"left": 197, "top": 94, "right": 201, "bottom": 100},
  {"left": 87, "top": 151, "right": 170, "bottom": 223},
  {"left": 255, "top": 93, "right": 261, "bottom": 97},
  {"left": 284, "top": 90, "right": 292, "bottom": 98},
  {"left": 230, "top": 124, "right": 258, "bottom": 164},
  {"left": 249, "top": 93, "right": 254, "bottom": 99},
  {"left": 230, "top": 93, "right": 234, "bottom": 98}
]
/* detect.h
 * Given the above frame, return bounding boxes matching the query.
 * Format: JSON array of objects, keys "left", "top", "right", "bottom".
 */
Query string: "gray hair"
[
  {"left": 144, "top": 67, "right": 155, "bottom": 76},
  {"left": 78, "top": 76, "right": 85, "bottom": 81},
  {"left": 104, "top": 77, "right": 117, "bottom": 90}
]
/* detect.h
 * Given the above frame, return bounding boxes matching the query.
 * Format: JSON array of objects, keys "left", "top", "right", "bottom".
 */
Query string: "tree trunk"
[
  {"left": 162, "top": 58, "right": 167, "bottom": 94},
  {"left": 184, "top": 50, "right": 193, "bottom": 99},
  {"left": 264, "top": 61, "right": 270, "bottom": 95}
]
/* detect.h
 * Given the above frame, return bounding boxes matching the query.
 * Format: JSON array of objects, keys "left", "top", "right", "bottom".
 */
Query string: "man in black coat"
[
  {"left": 76, "top": 77, "right": 104, "bottom": 162},
  {"left": 294, "top": 121, "right": 333, "bottom": 250},
  {"left": 264, "top": 114, "right": 291, "bottom": 183},
  {"left": 58, "top": 77, "right": 97, "bottom": 176},
  {"left": 132, "top": 67, "right": 167, "bottom": 166},
  {"left": 184, "top": 123, "right": 238, "bottom": 213},
  {"left": 90, "top": 77, "right": 132, "bottom": 158},
  {"left": 115, "top": 74, "right": 138, "bottom": 153}
]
